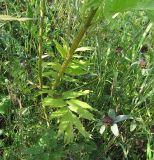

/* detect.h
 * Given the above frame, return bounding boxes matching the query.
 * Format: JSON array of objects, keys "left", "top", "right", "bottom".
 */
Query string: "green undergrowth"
[{"left": 0, "top": 0, "right": 154, "bottom": 160}]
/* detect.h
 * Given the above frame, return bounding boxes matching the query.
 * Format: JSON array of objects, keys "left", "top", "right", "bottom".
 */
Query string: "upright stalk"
[
  {"left": 38, "top": 0, "right": 45, "bottom": 89},
  {"left": 38, "top": 0, "right": 49, "bottom": 127},
  {"left": 52, "top": 8, "right": 97, "bottom": 90}
]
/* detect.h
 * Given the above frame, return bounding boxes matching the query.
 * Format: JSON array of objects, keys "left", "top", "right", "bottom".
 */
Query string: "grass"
[{"left": 0, "top": 1, "right": 154, "bottom": 160}]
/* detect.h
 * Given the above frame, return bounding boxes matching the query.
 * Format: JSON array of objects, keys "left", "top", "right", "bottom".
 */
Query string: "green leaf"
[
  {"left": 75, "top": 47, "right": 94, "bottom": 52},
  {"left": 99, "top": 125, "right": 106, "bottom": 135},
  {"left": 42, "top": 71, "right": 57, "bottom": 78},
  {"left": 135, "top": 89, "right": 154, "bottom": 107},
  {"left": 72, "top": 59, "right": 90, "bottom": 68},
  {"left": 65, "top": 60, "right": 90, "bottom": 76},
  {"left": 43, "top": 97, "right": 66, "bottom": 107},
  {"left": 104, "top": 0, "right": 139, "bottom": 14},
  {"left": 0, "top": 96, "right": 11, "bottom": 114},
  {"left": 57, "top": 111, "right": 90, "bottom": 141},
  {"left": 83, "top": 0, "right": 102, "bottom": 10},
  {"left": 72, "top": 113, "right": 90, "bottom": 137},
  {"left": 57, "top": 112, "right": 72, "bottom": 137},
  {"left": 43, "top": 62, "right": 61, "bottom": 72},
  {"left": 62, "top": 90, "right": 90, "bottom": 99},
  {"left": 108, "top": 109, "right": 116, "bottom": 119},
  {"left": 67, "top": 99, "right": 95, "bottom": 111},
  {"left": 114, "top": 115, "right": 133, "bottom": 123},
  {"left": 51, "top": 108, "right": 68, "bottom": 118},
  {"left": 58, "top": 120, "right": 70, "bottom": 137},
  {"left": 64, "top": 122, "right": 74, "bottom": 144},
  {"left": 54, "top": 40, "right": 68, "bottom": 58},
  {"left": 61, "top": 37, "right": 69, "bottom": 52},
  {"left": 37, "top": 89, "right": 54, "bottom": 95},
  {"left": 146, "top": 10, "right": 154, "bottom": 22},
  {"left": 57, "top": 112, "right": 74, "bottom": 143},
  {"left": 66, "top": 63, "right": 87, "bottom": 76},
  {"left": 68, "top": 104, "right": 94, "bottom": 120},
  {"left": 62, "top": 74, "right": 80, "bottom": 83},
  {"left": 111, "top": 123, "right": 119, "bottom": 136},
  {"left": 85, "top": 0, "right": 154, "bottom": 20},
  {"left": 137, "top": 0, "right": 154, "bottom": 10},
  {"left": 0, "top": 15, "right": 34, "bottom": 21}
]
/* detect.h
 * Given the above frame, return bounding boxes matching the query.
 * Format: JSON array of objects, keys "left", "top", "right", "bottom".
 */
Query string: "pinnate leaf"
[
  {"left": 62, "top": 90, "right": 90, "bottom": 99},
  {"left": 68, "top": 104, "right": 94, "bottom": 120},
  {"left": 72, "top": 114, "right": 90, "bottom": 137},
  {"left": 67, "top": 99, "right": 95, "bottom": 111},
  {"left": 54, "top": 40, "right": 68, "bottom": 58},
  {"left": 51, "top": 108, "right": 68, "bottom": 118},
  {"left": 43, "top": 97, "right": 66, "bottom": 107}
]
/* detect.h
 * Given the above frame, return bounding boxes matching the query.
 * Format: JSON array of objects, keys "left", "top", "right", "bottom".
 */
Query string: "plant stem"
[
  {"left": 52, "top": 8, "right": 97, "bottom": 90},
  {"left": 38, "top": 0, "right": 50, "bottom": 127},
  {"left": 38, "top": 0, "right": 45, "bottom": 89}
]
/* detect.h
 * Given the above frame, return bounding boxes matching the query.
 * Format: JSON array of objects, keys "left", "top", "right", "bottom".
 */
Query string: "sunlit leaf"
[
  {"left": 54, "top": 40, "right": 68, "bottom": 58},
  {"left": 57, "top": 112, "right": 73, "bottom": 137},
  {"left": 0, "top": 15, "right": 34, "bottom": 21},
  {"left": 75, "top": 46, "right": 94, "bottom": 52},
  {"left": 62, "top": 74, "right": 80, "bottom": 83},
  {"left": 51, "top": 108, "right": 68, "bottom": 118},
  {"left": 58, "top": 120, "right": 69, "bottom": 137},
  {"left": 68, "top": 104, "right": 94, "bottom": 120},
  {"left": 43, "top": 62, "right": 61, "bottom": 72},
  {"left": 72, "top": 113, "right": 90, "bottom": 137},
  {"left": 62, "top": 90, "right": 90, "bottom": 99},
  {"left": 43, "top": 97, "right": 66, "bottom": 107},
  {"left": 104, "top": 0, "right": 139, "bottom": 14},
  {"left": 64, "top": 122, "right": 74, "bottom": 144},
  {"left": 67, "top": 99, "right": 95, "bottom": 111},
  {"left": 37, "top": 89, "right": 54, "bottom": 95},
  {"left": 61, "top": 37, "right": 69, "bottom": 53},
  {"left": 72, "top": 59, "right": 90, "bottom": 68},
  {"left": 66, "top": 63, "right": 87, "bottom": 76}
]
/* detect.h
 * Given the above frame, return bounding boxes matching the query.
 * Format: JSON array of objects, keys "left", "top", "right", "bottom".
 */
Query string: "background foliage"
[{"left": 0, "top": 0, "right": 154, "bottom": 159}]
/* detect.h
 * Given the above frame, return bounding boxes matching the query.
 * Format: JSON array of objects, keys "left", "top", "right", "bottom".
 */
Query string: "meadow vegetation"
[{"left": 0, "top": 0, "right": 154, "bottom": 160}]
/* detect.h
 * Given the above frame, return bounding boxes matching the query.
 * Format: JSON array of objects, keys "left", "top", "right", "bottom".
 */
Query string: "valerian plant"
[
  {"left": 1, "top": 0, "right": 154, "bottom": 145},
  {"left": 43, "top": 90, "right": 96, "bottom": 143},
  {"left": 41, "top": 0, "right": 154, "bottom": 143},
  {"left": 3, "top": 0, "right": 152, "bottom": 143}
]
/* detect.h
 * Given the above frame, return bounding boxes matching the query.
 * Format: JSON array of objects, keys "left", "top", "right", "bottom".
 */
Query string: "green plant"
[
  {"left": 23, "top": 129, "right": 64, "bottom": 160},
  {"left": 43, "top": 90, "right": 96, "bottom": 143},
  {"left": 1, "top": 1, "right": 154, "bottom": 159}
]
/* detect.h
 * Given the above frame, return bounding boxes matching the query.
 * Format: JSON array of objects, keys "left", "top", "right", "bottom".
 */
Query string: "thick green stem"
[
  {"left": 52, "top": 9, "right": 97, "bottom": 90},
  {"left": 38, "top": 0, "right": 45, "bottom": 89},
  {"left": 38, "top": 0, "right": 50, "bottom": 127}
]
